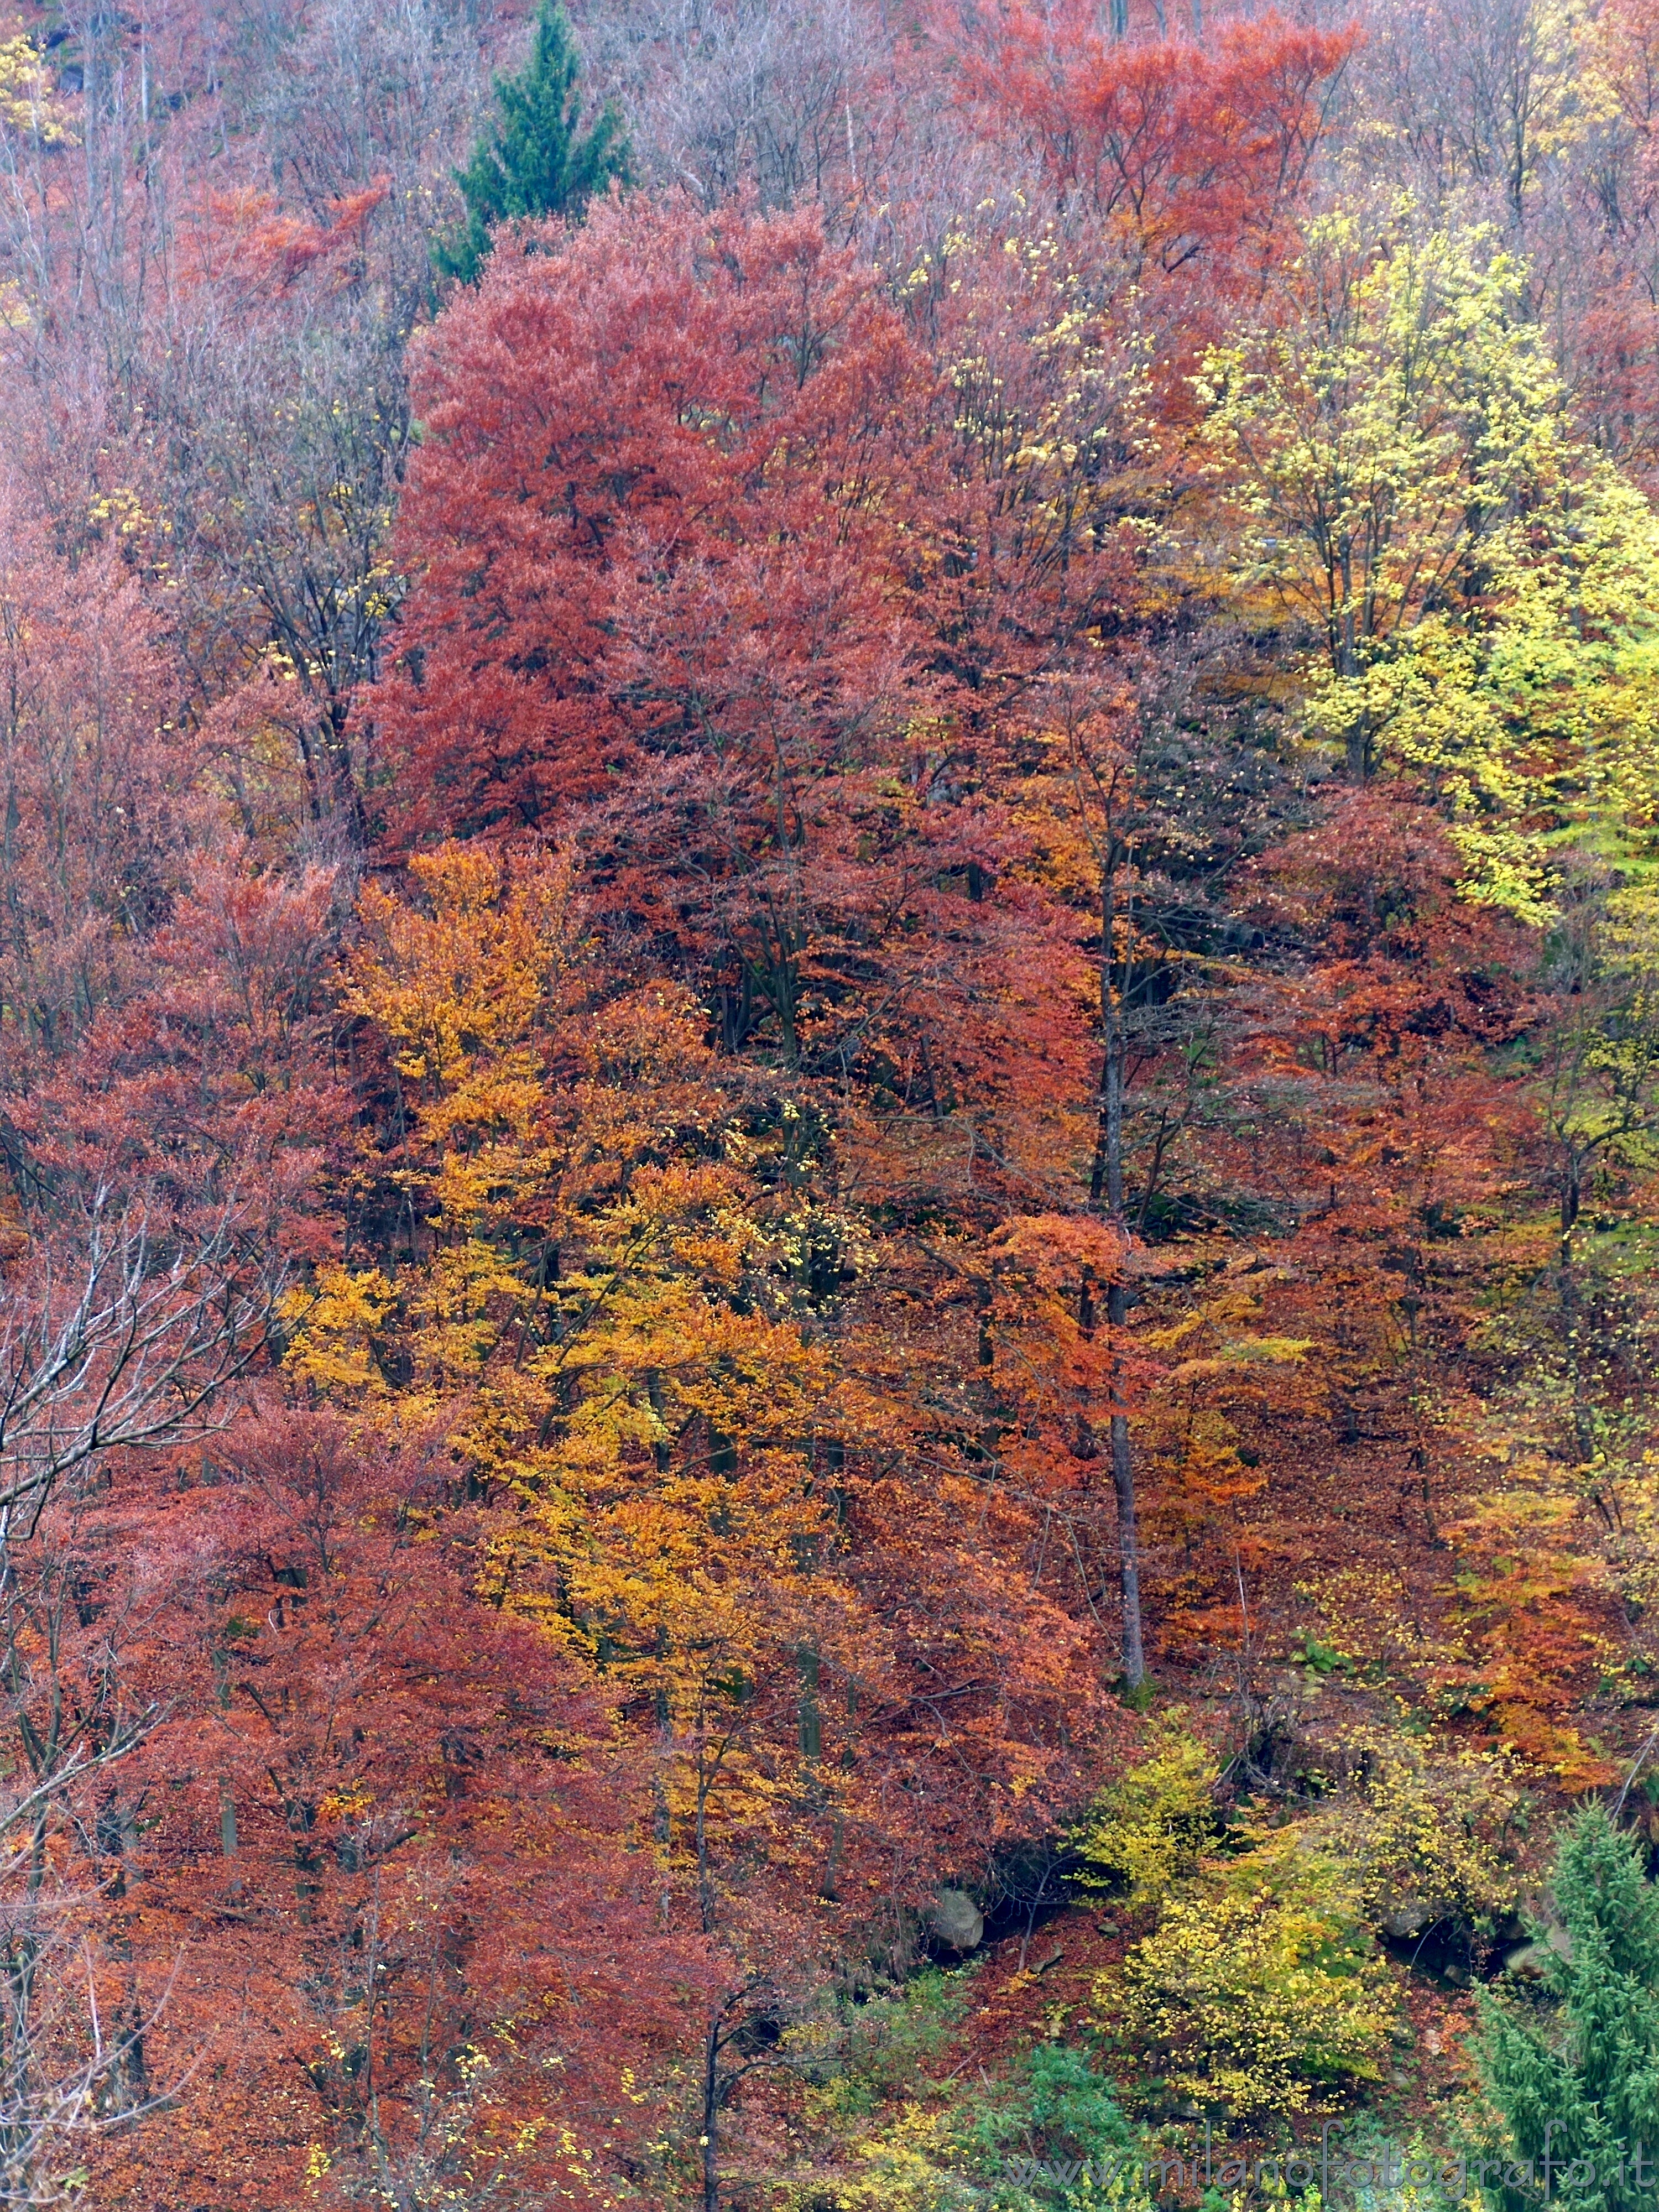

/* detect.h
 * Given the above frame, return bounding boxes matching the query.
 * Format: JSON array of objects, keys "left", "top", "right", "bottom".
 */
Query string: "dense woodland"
[{"left": 8, "top": 0, "right": 1659, "bottom": 2202}]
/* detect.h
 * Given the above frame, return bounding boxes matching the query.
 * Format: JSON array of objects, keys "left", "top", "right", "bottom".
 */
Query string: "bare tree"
[
  {"left": 0, "top": 1505, "right": 184, "bottom": 2204},
  {"left": 0, "top": 1195, "right": 280, "bottom": 2200},
  {"left": 0, "top": 1199, "right": 279, "bottom": 1541}
]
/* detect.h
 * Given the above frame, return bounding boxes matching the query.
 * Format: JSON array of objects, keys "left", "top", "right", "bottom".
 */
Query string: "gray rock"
[
  {"left": 1503, "top": 1942, "right": 1553, "bottom": 1978},
  {"left": 1378, "top": 1896, "right": 1432, "bottom": 1939},
  {"left": 927, "top": 1887, "right": 984, "bottom": 1952},
  {"left": 1504, "top": 1923, "right": 1572, "bottom": 1978}
]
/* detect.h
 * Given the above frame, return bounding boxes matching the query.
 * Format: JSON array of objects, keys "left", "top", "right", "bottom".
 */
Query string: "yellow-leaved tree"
[
  {"left": 1198, "top": 204, "right": 1659, "bottom": 919},
  {"left": 286, "top": 843, "right": 865, "bottom": 1925}
]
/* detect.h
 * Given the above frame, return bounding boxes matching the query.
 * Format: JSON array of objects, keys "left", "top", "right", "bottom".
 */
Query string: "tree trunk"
[
  {"left": 1339, "top": 613, "right": 1370, "bottom": 781},
  {"left": 702, "top": 2018, "right": 722, "bottom": 2212},
  {"left": 1109, "top": 1275, "right": 1145, "bottom": 1689},
  {"left": 1091, "top": 857, "right": 1145, "bottom": 1691},
  {"left": 796, "top": 1645, "right": 821, "bottom": 1762},
  {"left": 1559, "top": 1166, "right": 1597, "bottom": 1464}
]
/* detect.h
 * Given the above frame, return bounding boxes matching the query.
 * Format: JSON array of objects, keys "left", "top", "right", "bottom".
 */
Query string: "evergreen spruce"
[
  {"left": 434, "top": 0, "right": 628, "bottom": 285},
  {"left": 1476, "top": 1805, "right": 1659, "bottom": 2212}
]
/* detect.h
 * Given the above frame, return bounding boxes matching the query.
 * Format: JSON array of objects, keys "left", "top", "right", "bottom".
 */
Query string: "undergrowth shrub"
[
  {"left": 1072, "top": 1709, "right": 1220, "bottom": 1910},
  {"left": 1100, "top": 1827, "right": 1395, "bottom": 2124},
  {"left": 782, "top": 1977, "right": 1145, "bottom": 2211}
]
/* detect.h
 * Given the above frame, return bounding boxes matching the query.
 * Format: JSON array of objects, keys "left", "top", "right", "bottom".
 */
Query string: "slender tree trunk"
[
  {"left": 702, "top": 2018, "right": 722, "bottom": 2212},
  {"left": 796, "top": 1645, "right": 821, "bottom": 1763},
  {"left": 1560, "top": 1164, "right": 1597, "bottom": 1464},
  {"left": 1091, "top": 855, "right": 1145, "bottom": 1690},
  {"left": 1106, "top": 1051, "right": 1145, "bottom": 1692},
  {"left": 1339, "top": 609, "right": 1369, "bottom": 782}
]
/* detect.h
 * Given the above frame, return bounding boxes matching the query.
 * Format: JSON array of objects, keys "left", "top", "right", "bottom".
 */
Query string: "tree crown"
[{"left": 435, "top": 0, "right": 628, "bottom": 285}]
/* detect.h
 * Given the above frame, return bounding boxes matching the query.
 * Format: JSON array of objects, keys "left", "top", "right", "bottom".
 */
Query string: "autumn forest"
[{"left": 7, "top": 0, "right": 1659, "bottom": 2201}]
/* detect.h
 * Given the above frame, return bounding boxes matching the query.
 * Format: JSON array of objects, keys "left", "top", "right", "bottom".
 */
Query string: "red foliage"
[
  {"left": 955, "top": 10, "right": 1357, "bottom": 302},
  {"left": 374, "top": 196, "right": 926, "bottom": 842},
  {"left": 1, "top": 0, "right": 1651, "bottom": 2195},
  {"left": 84, "top": 1409, "right": 711, "bottom": 2209},
  {"left": 370, "top": 196, "right": 1110, "bottom": 1124}
]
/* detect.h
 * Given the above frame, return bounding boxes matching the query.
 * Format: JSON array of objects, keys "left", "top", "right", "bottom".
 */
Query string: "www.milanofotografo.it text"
[{"left": 1000, "top": 2124, "right": 1659, "bottom": 2201}]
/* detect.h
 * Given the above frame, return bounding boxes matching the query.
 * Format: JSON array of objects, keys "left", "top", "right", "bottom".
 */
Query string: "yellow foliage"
[
  {"left": 280, "top": 1262, "right": 397, "bottom": 1401},
  {"left": 1199, "top": 207, "right": 1659, "bottom": 917},
  {"left": 1103, "top": 1829, "right": 1395, "bottom": 2122},
  {"left": 815, "top": 2103, "right": 970, "bottom": 2211},
  {"left": 0, "top": 30, "right": 72, "bottom": 144},
  {"left": 1310, "top": 1732, "right": 1523, "bottom": 1935},
  {"left": 298, "top": 842, "right": 849, "bottom": 1870},
  {"left": 781, "top": 2101, "right": 1156, "bottom": 2212},
  {"left": 1073, "top": 1711, "right": 1220, "bottom": 1908},
  {"left": 345, "top": 842, "right": 582, "bottom": 1108}
]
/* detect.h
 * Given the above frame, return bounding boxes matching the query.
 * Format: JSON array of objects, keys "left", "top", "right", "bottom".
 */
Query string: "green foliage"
[
  {"left": 434, "top": 0, "right": 628, "bottom": 285},
  {"left": 1107, "top": 1830, "right": 1395, "bottom": 2123},
  {"left": 806, "top": 1970, "right": 967, "bottom": 2124},
  {"left": 786, "top": 1988, "right": 1143, "bottom": 2212},
  {"left": 1474, "top": 1804, "right": 1659, "bottom": 2212},
  {"left": 1073, "top": 1712, "right": 1221, "bottom": 1909},
  {"left": 954, "top": 2042, "right": 1140, "bottom": 2205}
]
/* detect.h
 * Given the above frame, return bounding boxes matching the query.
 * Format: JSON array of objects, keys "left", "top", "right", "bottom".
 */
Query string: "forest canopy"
[{"left": 2, "top": 0, "right": 1659, "bottom": 2203}]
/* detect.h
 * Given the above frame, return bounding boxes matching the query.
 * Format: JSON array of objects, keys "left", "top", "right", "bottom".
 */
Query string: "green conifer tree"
[
  {"left": 1475, "top": 1805, "right": 1659, "bottom": 2212},
  {"left": 434, "top": 0, "right": 628, "bottom": 285}
]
